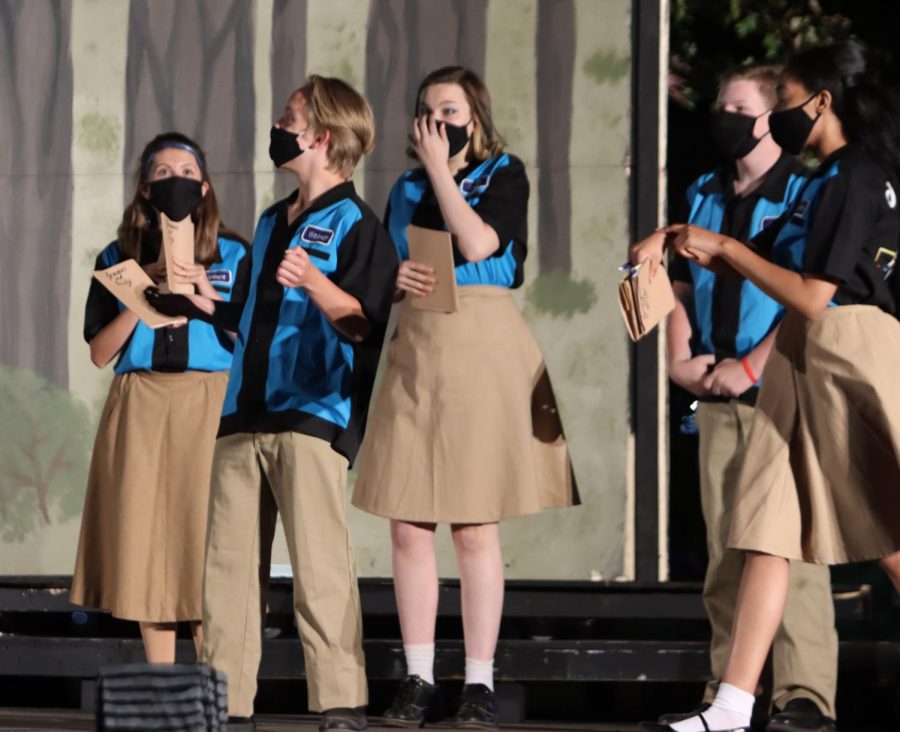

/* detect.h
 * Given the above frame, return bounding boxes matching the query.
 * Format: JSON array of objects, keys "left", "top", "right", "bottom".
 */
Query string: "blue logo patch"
[
  {"left": 301, "top": 225, "right": 335, "bottom": 245},
  {"left": 207, "top": 269, "right": 233, "bottom": 285},
  {"left": 460, "top": 174, "right": 491, "bottom": 196}
]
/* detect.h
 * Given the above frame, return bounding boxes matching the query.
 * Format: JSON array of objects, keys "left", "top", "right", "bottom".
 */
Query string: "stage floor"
[{"left": 0, "top": 708, "right": 632, "bottom": 731}]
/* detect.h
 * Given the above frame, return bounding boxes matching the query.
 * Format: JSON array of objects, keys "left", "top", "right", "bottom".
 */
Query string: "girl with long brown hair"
[{"left": 69, "top": 132, "right": 250, "bottom": 664}]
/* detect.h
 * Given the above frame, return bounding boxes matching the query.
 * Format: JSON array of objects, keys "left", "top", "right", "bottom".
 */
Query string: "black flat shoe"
[
  {"left": 382, "top": 675, "right": 442, "bottom": 728},
  {"left": 227, "top": 716, "right": 256, "bottom": 731},
  {"left": 658, "top": 702, "right": 712, "bottom": 724},
  {"left": 319, "top": 706, "right": 368, "bottom": 731},
  {"left": 766, "top": 699, "right": 835, "bottom": 732},
  {"left": 637, "top": 713, "right": 750, "bottom": 731},
  {"left": 452, "top": 684, "right": 498, "bottom": 730}
]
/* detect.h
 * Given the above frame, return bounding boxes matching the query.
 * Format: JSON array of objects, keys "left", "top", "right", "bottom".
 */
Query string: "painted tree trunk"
[
  {"left": 364, "top": 0, "right": 487, "bottom": 215},
  {"left": 270, "top": 0, "right": 309, "bottom": 201},
  {"left": 124, "top": 0, "right": 256, "bottom": 240},
  {"left": 0, "top": 0, "right": 74, "bottom": 388},
  {"left": 536, "top": 0, "right": 575, "bottom": 274}
]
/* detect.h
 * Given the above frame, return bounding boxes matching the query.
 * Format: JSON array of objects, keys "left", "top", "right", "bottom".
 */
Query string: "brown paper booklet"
[
  {"left": 618, "top": 263, "right": 675, "bottom": 341},
  {"left": 93, "top": 259, "right": 187, "bottom": 329},
  {"left": 159, "top": 212, "right": 195, "bottom": 294},
  {"left": 407, "top": 224, "right": 459, "bottom": 313}
]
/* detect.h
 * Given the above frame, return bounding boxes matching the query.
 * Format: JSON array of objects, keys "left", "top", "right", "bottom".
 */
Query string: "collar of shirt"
[
  {"left": 282, "top": 180, "right": 357, "bottom": 225},
  {"left": 699, "top": 150, "right": 799, "bottom": 204},
  {"left": 813, "top": 143, "right": 855, "bottom": 179}
]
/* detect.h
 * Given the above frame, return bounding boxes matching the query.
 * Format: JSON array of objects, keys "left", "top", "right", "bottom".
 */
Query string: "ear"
[
  {"left": 201, "top": 181, "right": 209, "bottom": 198},
  {"left": 310, "top": 127, "right": 330, "bottom": 150},
  {"left": 139, "top": 183, "right": 150, "bottom": 200},
  {"left": 815, "top": 89, "right": 832, "bottom": 114}
]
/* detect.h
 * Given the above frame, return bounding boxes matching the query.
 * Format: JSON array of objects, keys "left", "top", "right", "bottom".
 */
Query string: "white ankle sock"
[
  {"left": 403, "top": 643, "right": 435, "bottom": 685},
  {"left": 464, "top": 657, "right": 494, "bottom": 691},
  {"left": 670, "top": 683, "right": 754, "bottom": 732}
]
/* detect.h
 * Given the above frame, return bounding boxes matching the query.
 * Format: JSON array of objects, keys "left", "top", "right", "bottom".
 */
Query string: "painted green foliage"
[
  {"left": 526, "top": 271, "right": 597, "bottom": 319},
  {"left": 583, "top": 49, "right": 629, "bottom": 85},
  {"left": 0, "top": 367, "right": 93, "bottom": 542},
  {"left": 77, "top": 111, "right": 121, "bottom": 165}
]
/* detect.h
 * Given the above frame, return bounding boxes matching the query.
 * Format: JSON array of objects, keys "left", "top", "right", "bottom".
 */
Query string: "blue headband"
[{"left": 143, "top": 141, "right": 205, "bottom": 178}]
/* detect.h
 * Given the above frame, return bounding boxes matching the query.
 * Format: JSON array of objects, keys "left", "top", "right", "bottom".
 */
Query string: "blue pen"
[{"left": 618, "top": 261, "right": 643, "bottom": 276}]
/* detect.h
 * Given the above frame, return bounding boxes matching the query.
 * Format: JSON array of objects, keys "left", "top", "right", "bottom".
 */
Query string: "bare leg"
[
  {"left": 451, "top": 523, "right": 504, "bottom": 661},
  {"left": 879, "top": 550, "right": 900, "bottom": 592},
  {"left": 722, "top": 552, "right": 790, "bottom": 692},
  {"left": 391, "top": 520, "right": 439, "bottom": 644},
  {"left": 139, "top": 621, "right": 178, "bottom": 664},
  {"left": 669, "top": 553, "right": 789, "bottom": 732}
]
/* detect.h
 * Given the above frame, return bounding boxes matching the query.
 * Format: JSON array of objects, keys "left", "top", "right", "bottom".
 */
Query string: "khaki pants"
[
  {"left": 202, "top": 432, "right": 367, "bottom": 716},
  {"left": 696, "top": 401, "right": 837, "bottom": 718}
]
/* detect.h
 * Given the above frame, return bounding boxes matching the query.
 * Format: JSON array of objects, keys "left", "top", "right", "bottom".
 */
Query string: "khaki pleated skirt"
[
  {"left": 352, "top": 285, "right": 579, "bottom": 523},
  {"left": 70, "top": 369, "right": 229, "bottom": 621},
  {"left": 729, "top": 306, "right": 900, "bottom": 564}
]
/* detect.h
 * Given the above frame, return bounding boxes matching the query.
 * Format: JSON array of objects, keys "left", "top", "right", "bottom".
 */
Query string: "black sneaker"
[
  {"left": 658, "top": 702, "right": 711, "bottom": 724},
  {"left": 227, "top": 716, "right": 256, "bottom": 731},
  {"left": 766, "top": 699, "right": 835, "bottom": 732},
  {"left": 319, "top": 706, "right": 368, "bottom": 731},
  {"left": 382, "top": 675, "right": 442, "bottom": 728},
  {"left": 452, "top": 684, "right": 498, "bottom": 730}
]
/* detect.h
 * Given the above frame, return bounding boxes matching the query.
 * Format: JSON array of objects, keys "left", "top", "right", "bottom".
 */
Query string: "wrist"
[
  {"left": 425, "top": 161, "right": 453, "bottom": 185},
  {"left": 300, "top": 266, "right": 325, "bottom": 293},
  {"left": 719, "top": 235, "right": 740, "bottom": 262},
  {"left": 740, "top": 355, "right": 760, "bottom": 384}
]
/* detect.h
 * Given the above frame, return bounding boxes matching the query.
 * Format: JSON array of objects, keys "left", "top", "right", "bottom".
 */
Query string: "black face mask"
[
  {"left": 148, "top": 177, "right": 204, "bottom": 222},
  {"left": 710, "top": 110, "right": 769, "bottom": 160},
  {"left": 439, "top": 120, "right": 471, "bottom": 158},
  {"left": 269, "top": 126, "right": 304, "bottom": 167},
  {"left": 769, "top": 93, "right": 820, "bottom": 155}
]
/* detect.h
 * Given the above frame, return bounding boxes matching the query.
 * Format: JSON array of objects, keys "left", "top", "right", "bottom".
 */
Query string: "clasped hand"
[
  {"left": 628, "top": 224, "right": 726, "bottom": 277},
  {"left": 277, "top": 247, "right": 317, "bottom": 289}
]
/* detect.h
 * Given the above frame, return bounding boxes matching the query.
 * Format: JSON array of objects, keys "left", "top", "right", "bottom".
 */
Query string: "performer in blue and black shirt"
[
  {"left": 147, "top": 76, "right": 398, "bottom": 732},
  {"left": 352, "top": 66, "right": 578, "bottom": 729},
  {"left": 70, "top": 132, "right": 250, "bottom": 665},
  {"left": 636, "top": 40, "right": 900, "bottom": 732},
  {"left": 665, "top": 66, "right": 837, "bottom": 732}
]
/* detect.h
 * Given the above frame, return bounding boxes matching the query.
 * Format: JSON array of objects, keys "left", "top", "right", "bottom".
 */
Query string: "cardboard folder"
[
  {"left": 93, "top": 259, "right": 187, "bottom": 329},
  {"left": 406, "top": 224, "right": 459, "bottom": 313},
  {"left": 159, "top": 212, "right": 195, "bottom": 294},
  {"left": 618, "top": 264, "right": 675, "bottom": 341}
]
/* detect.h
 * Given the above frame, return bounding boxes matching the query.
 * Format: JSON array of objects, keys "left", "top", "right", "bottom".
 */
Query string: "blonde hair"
[
  {"left": 409, "top": 66, "right": 506, "bottom": 162},
  {"left": 300, "top": 75, "right": 375, "bottom": 179},
  {"left": 719, "top": 64, "right": 783, "bottom": 109}
]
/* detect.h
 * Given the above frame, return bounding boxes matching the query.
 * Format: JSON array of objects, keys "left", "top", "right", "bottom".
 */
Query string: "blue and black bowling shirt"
[
  {"left": 670, "top": 152, "right": 809, "bottom": 403},
  {"left": 217, "top": 182, "right": 398, "bottom": 462},
  {"left": 385, "top": 152, "right": 529, "bottom": 288},
  {"left": 755, "top": 144, "right": 899, "bottom": 312},
  {"left": 84, "top": 235, "right": 250, "bottom": 374}
]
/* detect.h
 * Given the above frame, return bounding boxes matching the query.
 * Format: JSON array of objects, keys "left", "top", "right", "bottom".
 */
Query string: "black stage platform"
[
  {"left": 0, "top": 708, "right": 632, "bottom": 731},
  {"left": 1, "top": 577, "right": 899, "bottom": 729}
]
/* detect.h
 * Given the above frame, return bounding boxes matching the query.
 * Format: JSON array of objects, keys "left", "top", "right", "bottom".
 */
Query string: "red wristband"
[{"left": 741, "top": 356, "right": 759, "bottom": 384}]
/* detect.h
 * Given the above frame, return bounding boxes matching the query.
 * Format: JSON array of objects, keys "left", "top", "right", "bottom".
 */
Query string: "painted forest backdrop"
[{"left": 0, "top": 0, "right": 634, "bottom": 580}]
